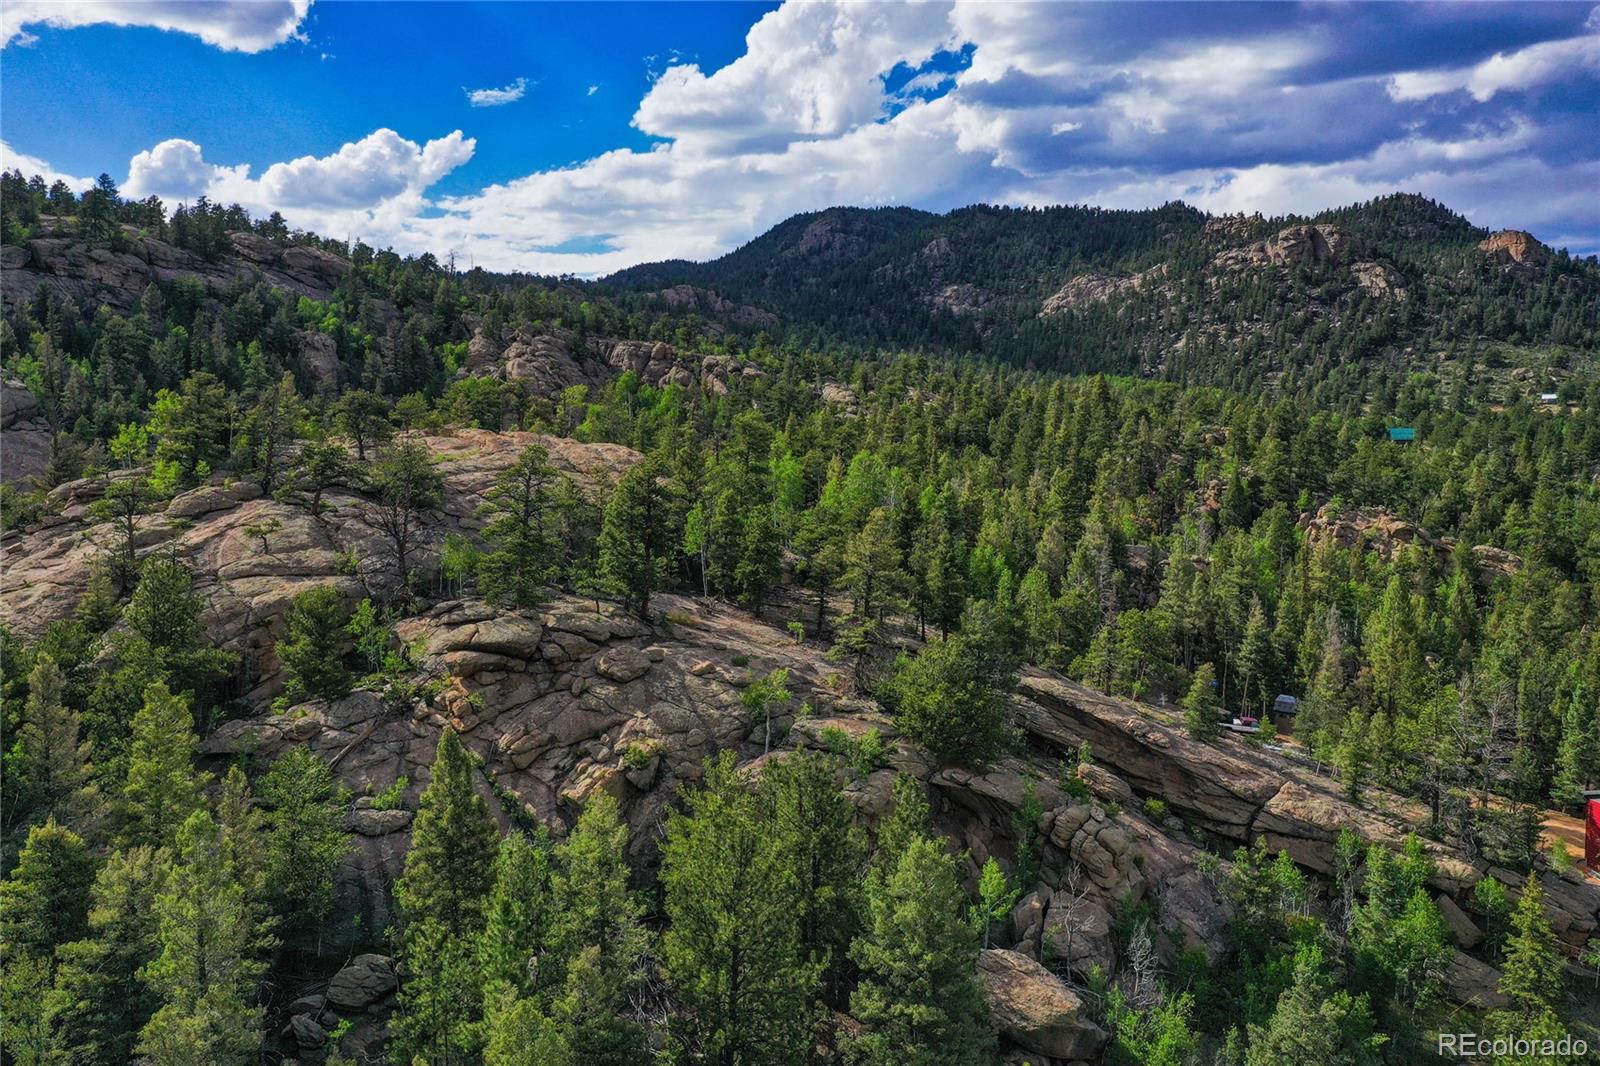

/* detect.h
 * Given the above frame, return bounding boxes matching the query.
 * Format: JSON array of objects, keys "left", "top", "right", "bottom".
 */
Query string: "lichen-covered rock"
[
  {"left": 326, "top": 954, "right": 397, "bottom": 1010},
  {"left": 978, "top": 948, "right": 1107, "bottom": 1060},
  {"left": 596, "top": 645, "right": 652, "bottom": 682}
]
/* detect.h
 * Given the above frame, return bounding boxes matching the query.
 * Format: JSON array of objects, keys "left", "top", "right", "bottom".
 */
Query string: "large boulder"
[
  {"left": 978, "top": 948, "right": 1107, "bottom": 1060},
  {"left": 325, "top": 954, "right": 397, "bottom": 1011}
]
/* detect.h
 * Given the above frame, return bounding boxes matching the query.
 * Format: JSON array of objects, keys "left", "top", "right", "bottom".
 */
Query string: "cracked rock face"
[
  {"left": 1, "top": 378, "right": 51, "bottom": 484},
  {"left": 1, "top": 223, "right": 351, "bottom": 314}
]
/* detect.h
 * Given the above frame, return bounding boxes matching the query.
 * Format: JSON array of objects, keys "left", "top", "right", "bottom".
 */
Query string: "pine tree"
[
  {"left": 120, "top": 681, "right": 208, "bottom": 847},
  {"left": 1244, "top": 945, "right": 1385, "bottom": 1065},
  {"left": 764, "top": 749, "right": 864, "bottom": 991},
  {"left": 277, "top": 586, "right": 353, "bottom": 702},
  {"left": 1365, "top": 574, "right": 1422, "bottom": 718},
  {"left": 595, "top": 458, "right": 677, "bottom": 619},
  {"left": 1298, "top": 606, "right": 1347, "bottom": 757},
  {"left": 662, "top": 752, "right": 817, "bottom": 1065},
  {"left": 54, "top": 847, "right": 168, "bottom": 1066},
  {"left": 888, "top": 628, "right": 1015, "bottom": 765},
  {"left": 1551, "top": 685, "right": 1599, "bottom": 810},
  {"left": 260, "top": 749, "right": 350, "bottom": 936},
  {"left": 551, "top": 944, "right": 650, "bottom": 1066},
  {"left": 0, "top": 818, "right": 94, "bottom": 959},
  {"left": 397, "top": 729, "right": 498, "bottom": 931},
  {"left": 332, "top": 389, "right": 393, "bottom": 461},
  {"left": 14, "top": 652, "right": 96, "bottom": 828},
  {"left": 545, "top": 792, "right": 650, "bottom": 999},
  {"left": 137, "top": 811, "right": 263, "bottom": 1066},
  {"left": 479, "top": 443, "right": 567, "bottom": 608},
  {"left": 478, "top": 830, "right": 552, "bottom": 1000},
  {"left": 1182, "top": 662, "right": 1222, "bottom": 740},
  {"left": 1236, "top": 596, "right": 1274, "bottom": 717},
  {"left": 735, "top": 503, "right": 783, "bottom": 617},
  {"left": 871, "top": 774, "right": 933, "bottom": 887},
  {"left": 1498, "top": 873, "right": 1563, "bottom": 1019},
  {"left": 236, "top": 371, "right": 302, "bottom": 495},
  {"left": 846, "top": 835, "right": 995, "bottom": 1066},
  {"left": 743, "top": 667, "right": 791, "bottom": 758},
  {"left": 286, "top": 431, "right": 352, "bottom": 516},
  {"left": 391, "top": 728, "right": 499, "bottom": 1066},
  {"left": 483, "top": 989, "right": 571, "bottom": 1066},
  {"left": 365, "top": 438, "right": 444, "bottom": 595}
]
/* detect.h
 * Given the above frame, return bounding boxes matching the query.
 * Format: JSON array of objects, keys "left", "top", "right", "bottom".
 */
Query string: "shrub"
[{"left": 371, "top": 776, "right": 409, "bottom": 810}]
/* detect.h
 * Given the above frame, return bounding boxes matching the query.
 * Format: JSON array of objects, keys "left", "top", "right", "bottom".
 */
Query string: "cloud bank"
[{"left": 7, "top": 1, "right": 1599, "bottom": 272}]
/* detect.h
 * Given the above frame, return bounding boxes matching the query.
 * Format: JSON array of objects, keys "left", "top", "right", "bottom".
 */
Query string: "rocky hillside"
[
  {"left": 608, "top": 194, "right": 1600, "bottom": 388},
  {"left": 4, "top": 429, "right": 1595, "bottom": 1065},
  {"left": 1, "top": 223, "right": 351, "bottom": 312}
]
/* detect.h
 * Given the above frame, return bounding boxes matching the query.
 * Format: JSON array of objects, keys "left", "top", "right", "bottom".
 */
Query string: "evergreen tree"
[
  {"left": 1245, "top": 945, "right": 1385, "bottom": 1066},
  {"left": 871, "top": 774, "right": 933, "bottom": 887},
  {"left": 0, "top": 954, "right": 66, "bottom": 1066},
  {"left": 477, "top": 830, "right": 553, "bottom": 1000},
  {"left": 545, "top": 793, "right": 650, "bottom": 998},
  {"left": 277, "top": 586, "right": 353, "bottom": 702},
  {"left": 764, "top": 750, "right": 864, "bottom": 992},
  {"left": 551, "top": 944, "right": 650, "bottom": 1066},
  {"left": 259, "top": 748, "right": 350, "bottom": 935},
  {"left": 1551, "top": 686, "right": 1599, "bottom": 810},
  {"left": 0, "top": 818, "right": 93, "bottom": 959},
  {"left": 888, "top": 628, "right": 1015, "bottom": 764},
  {"left": 391, "top": 728, "right": 499, "bottom": 1066},
  {"left": 1237, "top": 596, "right": 1275, "bottom": 717},
  {"left": 846, "top": 835, "right": 995, "bottom": 1066},
  {"left": 365, "top": 438, "right": 444, "bottom": 595},
  {"left": 137, "top": 810, "right": 263, "bottom": 1066},
  {"left": 483, "top": 989, "right": 571, "bottom": 1066},
  {"left": 235, "top": 371, "right": 302, "bottom": 495},
  {"left": 662, "top": 752, "right": 817, "bottom": 1066},
  {"left": 54, "top": 847, "right": 168, "bottom": 1066},
  {"left": 973, "top": 857, "right": 1018, "bottom": 949},
  {"left": 735, "top": 502, "right": 783, "bottom": 617},
  {"left": 332, "top": 389, "right": 394, "bottom": 461},
  {"left": 595, "top": 458, "right": 677, "bottom": 619},
  {"left": 286, "top": 431, "right": 353, "bottom": 516},
  {"left": 1498, "top": 873, "right": 1564, "bottom": 1019},
  {"left": 120, "top": 681, "right": 208, "bottom": 847},
  {"left": 13, "top": 652, "right": 96, "bottom": 828},
  {"left": 479, "top": 443, "right": 567, "bottom": 608},
  {"left": 1182, "top": 662, "right": 1222, "bottom": 740}
]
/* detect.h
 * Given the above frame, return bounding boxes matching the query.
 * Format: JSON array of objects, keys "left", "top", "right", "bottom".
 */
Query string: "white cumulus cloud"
[
  {"left": 2, "top": 0, "right": 312, "bottom": 52},
  {"left": 126, "top": 139, "right": 227, "bottom": 201}
]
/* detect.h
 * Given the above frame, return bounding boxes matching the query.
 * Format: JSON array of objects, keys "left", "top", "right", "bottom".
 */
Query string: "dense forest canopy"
[{"left": 1, "top": 170, "right": 1598, "bottom": 1065}]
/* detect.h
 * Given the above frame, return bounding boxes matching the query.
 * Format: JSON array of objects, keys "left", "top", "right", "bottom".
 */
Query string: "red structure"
[{"left": 1588, "top": 795, "right": 1600, "bottom": 871}]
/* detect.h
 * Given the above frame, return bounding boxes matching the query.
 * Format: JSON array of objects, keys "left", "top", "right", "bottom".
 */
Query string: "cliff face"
[{"left": 1, "top": 224, "right": 351, "bottom": 312}]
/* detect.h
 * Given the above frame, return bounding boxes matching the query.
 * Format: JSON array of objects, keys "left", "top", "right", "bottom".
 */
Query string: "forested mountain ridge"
[
  {"left": 2, "top": 169, "right": 1599, "bottom": 1066},
  {"left": 609, "top": 194, "right": 1600, "bottom": 397}
]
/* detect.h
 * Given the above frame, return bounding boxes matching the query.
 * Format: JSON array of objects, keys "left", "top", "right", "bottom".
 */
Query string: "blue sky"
[{"left": 3, "top": 2, "right": 1597, "bottom": 273}]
